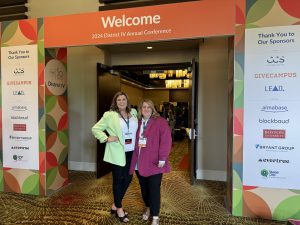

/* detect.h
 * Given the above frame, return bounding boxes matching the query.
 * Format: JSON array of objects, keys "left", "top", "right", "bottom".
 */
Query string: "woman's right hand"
[{"left": 107, "top": 136, "right": 119, "bottom": 143}]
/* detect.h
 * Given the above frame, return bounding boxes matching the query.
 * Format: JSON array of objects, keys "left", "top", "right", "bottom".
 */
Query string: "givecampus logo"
[
  {"left": 258, "top": 118, "right": 289, "bottom": 124},
  {"left": 261, "top": 105, "right": 288, "bottom": 113},
  {"left": 264, "top": 85, "right": 284, "bottom": 92},
  {"left": 101, "top": 14, "right": 161, "bottom": 28},
  {"left": 263, "top": 129, "right": 285, "bottom": 139},
  {"left": 255, "top": 72, "right": 296, "bottom": 78},
  {"left": 258, "top": 158, "right": 289, "bottom": 163},
  {"left": 255, "top": 144, "right": 294, "bottom": 151}
]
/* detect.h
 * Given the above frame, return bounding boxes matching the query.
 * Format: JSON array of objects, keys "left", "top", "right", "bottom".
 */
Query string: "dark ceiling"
[{"left": 99, "top": 39, "right": 199, "bottom": 88}]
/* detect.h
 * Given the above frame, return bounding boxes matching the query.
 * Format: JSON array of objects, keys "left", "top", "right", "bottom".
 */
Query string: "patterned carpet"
[{"left": 0, "top": 140, "right": 286, "bottom": 225}]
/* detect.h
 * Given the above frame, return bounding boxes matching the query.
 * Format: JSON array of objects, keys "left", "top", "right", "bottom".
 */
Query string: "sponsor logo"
[
  {"left": 11, "top": 146, "right": 29, "bottom": 150},
  {"left": 258, "top": 158, "right": 289, "bottom": 163},
  {"left": 261, "top": 105, "right": 288, "bottom": 113},
  {"left": 266, "top": 56, "right": 285, "bottom": 64},
  {"left": 101, "top": 14, "right": 161, "bottom": 28},
  {"left": 11, "top": 115, "right": 28, "bottom": 120},
  {"left": 13, "top": 67, "right": 25, "bottom": 76},
  {"left": 255, "top": 144, "right": 294, "bottom": 152},
  {"left": 263, "top": 129, "right": 285, "bottom": 139},
  {"left": 259, "top": 118, "right": 289, "bottom": 124},
  {"left": 13, "top": 124, "right": 26, "bottom": 131},
  {"left": 264, "top": 85, "right": 284, "bottom": 92},
  {"left": 12, "top": 90, "right": 25, "bottom": 95},
  {"left": 9, "top": 135, "right": 32, "bottom": 141},
  {"left": 255, "top": 72, "right": 296, "bottom": 78},
  {"left": 11, "top": 105, "right": 28, "bottom": 111},
  {"left": 6, "top": 80, "right": 31, "bottom": 85},
  {"left": 261, "top": 169, "right": 284, "bottom": 179},
  {"left": 13, "top": 154, "right": 23, "bottom": 161}
]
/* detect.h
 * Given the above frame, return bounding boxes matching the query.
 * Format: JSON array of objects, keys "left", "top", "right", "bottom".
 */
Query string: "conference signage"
[
  {"left": 243, "top": 25, "right": 300, "bottom": 189},
  {"left": 1, "top": 45, "right": 39, "bottom": 170},
  {"left": 44, "top": 0, "right": 234, "bottom": 47}
]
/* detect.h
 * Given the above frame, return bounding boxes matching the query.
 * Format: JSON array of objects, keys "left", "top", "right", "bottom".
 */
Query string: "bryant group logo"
[
  {"left": 258, "top": 158, "right": 289, "bottom": 163},
  {"left": 264, "top": 85, "right": 284, "bottom": 92},
  {"left": 261, "top": 169, "right": 280, "bottom": 178},
  {"left": 263, "top": 129, "right": 285, "bottom": 139},
  {"left": 259, "top": 118, "right": 289, "bottom": 124},
  {"left": 261, "top": 105, "right": 288, "bottom": 113},
  {"left": 255, "top": 144, "right": 294, "bottom": 152}
]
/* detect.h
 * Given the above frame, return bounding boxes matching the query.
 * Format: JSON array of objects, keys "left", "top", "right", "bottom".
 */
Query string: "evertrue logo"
[
  {"left": 258, "top": 158, "right": 289, "bottom": 163},
  {"left": 101, "top": 14, "right": 161, "bottom": 28},
  {"left": 261, "top": 105, "right": 288, "bottom": 113}
]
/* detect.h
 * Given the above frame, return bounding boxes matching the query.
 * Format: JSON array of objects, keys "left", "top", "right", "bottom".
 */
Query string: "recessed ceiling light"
[{"left": 147, "top": 46, "right": 153, "bottom": 49}]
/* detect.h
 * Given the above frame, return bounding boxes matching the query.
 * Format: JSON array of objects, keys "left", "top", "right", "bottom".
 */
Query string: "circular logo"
[
  {"left": 261, "top": 169, "right": 268, "bottom": 177},
  {"left": 45, "top": 59, "right": 67, "bottom": 95}
]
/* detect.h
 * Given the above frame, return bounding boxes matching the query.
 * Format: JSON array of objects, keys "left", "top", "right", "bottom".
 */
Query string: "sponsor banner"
[
  {"left": 44, "top": 0, "right": 234, "bottom": 47},
  {"left": 1, "top": 45, "right": 39, "bottom": 170},
  {"left": 243, "top": 25, "right": 300, "bottom": 189}
]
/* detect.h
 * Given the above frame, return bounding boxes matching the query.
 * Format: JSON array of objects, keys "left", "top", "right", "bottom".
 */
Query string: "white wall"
[
  {"left": 197, "top": 37, "right": 229, "bottom": 181},
  {"left": 27, "top": 0, "right": 99, "bottom": 18}
]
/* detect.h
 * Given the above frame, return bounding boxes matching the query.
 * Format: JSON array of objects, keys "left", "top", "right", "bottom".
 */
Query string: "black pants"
[
  {"left": 112, "top": 151, "right": 133, "bottom": 208},
  {"left": 136, "top": 171, "right": 162, "bottom": 216}
]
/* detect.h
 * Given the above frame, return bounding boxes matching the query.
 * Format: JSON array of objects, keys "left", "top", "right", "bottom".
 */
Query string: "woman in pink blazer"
[{"left": 130, "top": 99, "right": 172, "bottom": 225}]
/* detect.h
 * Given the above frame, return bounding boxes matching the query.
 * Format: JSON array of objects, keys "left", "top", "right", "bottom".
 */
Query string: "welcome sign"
[{"left": 44, "top": 0, "right": 234, "bottom": 47}]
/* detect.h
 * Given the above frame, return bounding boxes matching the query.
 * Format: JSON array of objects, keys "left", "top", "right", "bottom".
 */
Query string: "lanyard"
[
  {"left": 141, "top": 119, "right": 149, "bottom": 137},
  {"left": 120, "top": 113, "right": 130, "bottom": 131}
]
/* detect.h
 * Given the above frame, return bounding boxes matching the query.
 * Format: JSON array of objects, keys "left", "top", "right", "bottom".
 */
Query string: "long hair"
[
  {"left": 110, "top": 91, "right": 131, "bottom": 113},
  {"left": 138, "top": 99, "right": 160, "bottom": 119}
]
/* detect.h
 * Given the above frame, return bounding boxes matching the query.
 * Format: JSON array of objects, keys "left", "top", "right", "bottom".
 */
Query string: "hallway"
[{"left": 0, "top": 141, "right": 284, "bottom": 225}]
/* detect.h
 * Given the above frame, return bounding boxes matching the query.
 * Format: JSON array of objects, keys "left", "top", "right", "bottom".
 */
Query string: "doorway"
[{"left": 96, "top": 60, "right": 197, "bottom": 182}]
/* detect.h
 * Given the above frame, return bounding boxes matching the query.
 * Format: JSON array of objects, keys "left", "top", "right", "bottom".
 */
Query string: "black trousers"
[
  {"left": 112, "top": 151, "right": 133, "bottom": 208},
  {"left": 136, "top": 171, "right": 163, "bottom": 216}
]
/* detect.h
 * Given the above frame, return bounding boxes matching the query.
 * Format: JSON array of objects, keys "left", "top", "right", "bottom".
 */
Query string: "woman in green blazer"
[{"left": 92, "top": 91, "right": 138, "bottom": 223}]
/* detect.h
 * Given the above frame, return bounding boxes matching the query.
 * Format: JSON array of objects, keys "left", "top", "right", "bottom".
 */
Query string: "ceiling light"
[{"left": 147, "top": 46, "right": 153, "bottom": 49}]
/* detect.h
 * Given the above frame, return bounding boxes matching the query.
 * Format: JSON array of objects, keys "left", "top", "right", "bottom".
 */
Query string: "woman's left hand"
[{"left": 158, "top": 161, "right": 165, "bottom": 168}]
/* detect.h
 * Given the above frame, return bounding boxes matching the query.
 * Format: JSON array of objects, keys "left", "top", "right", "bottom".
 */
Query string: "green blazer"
[{"left": 91, "top": 109, "right": 137, "bottom": 166}]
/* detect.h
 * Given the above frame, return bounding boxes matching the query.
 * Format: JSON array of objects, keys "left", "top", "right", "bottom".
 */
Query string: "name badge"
[
  {"left": 138, "top": 137, "right": 147, "bottom": 148},
  {"left": 124, "top": 132, "right": 132, "bottom": 145}
]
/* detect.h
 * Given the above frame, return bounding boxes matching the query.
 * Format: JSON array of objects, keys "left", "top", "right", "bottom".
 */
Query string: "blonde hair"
[{"left": 138, "top": 99, "right": 160, "bottom": 119}]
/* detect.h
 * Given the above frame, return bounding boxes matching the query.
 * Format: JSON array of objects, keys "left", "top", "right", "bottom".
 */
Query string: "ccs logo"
[
  {"left": 266, "top": 56, "right": 285, "bottom": 64},
  {"left": 264, "top": 85, "right": 284, "bottom": 92},
  {"left": 13, "top": 154, "right": 23, "bottom": 161}
]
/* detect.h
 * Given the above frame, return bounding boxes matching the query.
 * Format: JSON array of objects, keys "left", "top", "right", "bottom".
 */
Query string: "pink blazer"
[{"left": 129, "top": 116, "right": 172, "bottom": 177}]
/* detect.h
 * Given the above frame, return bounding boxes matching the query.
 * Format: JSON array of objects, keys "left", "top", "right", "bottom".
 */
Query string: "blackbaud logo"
[
  {"left": 11, "top": 115, "right": 28, "bottom": 120},
  {"left": 261, "top": 105, "right": 288, "bottom": 113},
  {"left": 101, "top": 14, "right": 160, "bottom": 28},
  {"left": 258, "top": 118, "right": 289, "bottom": 124},
  {"left": 255, "top": 144, "right": 294, "bottom": 151},
  {"left": 264, "top": 85, "right": 284, "bottom": 92},
  {"left": 258, "top": 158, "right": 289, "bottom": 163}
]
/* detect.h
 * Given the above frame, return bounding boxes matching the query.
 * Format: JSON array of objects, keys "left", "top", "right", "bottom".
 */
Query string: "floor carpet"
[{"left": 0, "top": 170, "right": 286, "bottom": 225}]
